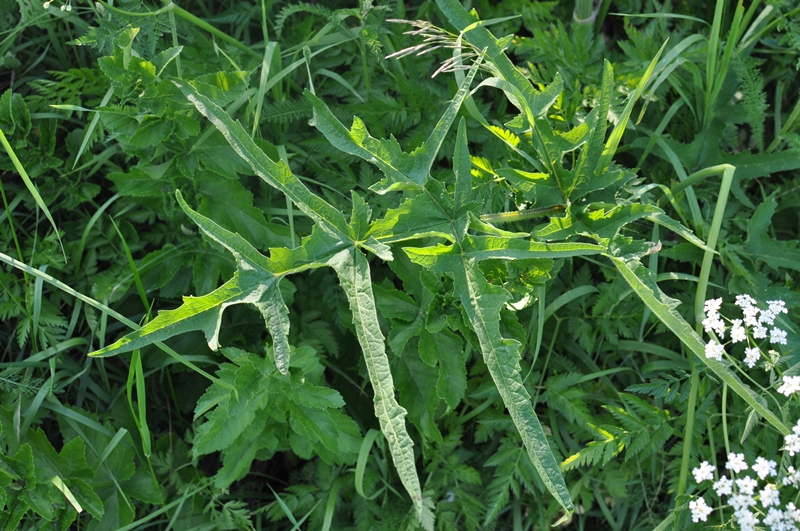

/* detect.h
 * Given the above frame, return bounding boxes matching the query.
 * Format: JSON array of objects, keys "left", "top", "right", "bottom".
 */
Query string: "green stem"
[
  {"left": 677, "top": 369, "right": 700, "bottom": 497},
  {"left": 480, "top": 204, "right": 565, "bottom": 224},
  {"left": 162, "top": 0, "right": 182, "bottom": 77},
  {"left": 675, "top": 164, "right": 734, "bottom": 500},
  {"left": 0, "top": 178, "right": 24, "bottom": 265},
  {"left": 573, "top": 0, "right": 594, "bottom": 23}
]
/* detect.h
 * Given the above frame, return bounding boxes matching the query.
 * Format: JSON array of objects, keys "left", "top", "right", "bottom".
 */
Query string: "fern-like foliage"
[
  {"left": 562, "top": 393, "right": 674, "bottom": 471},
  {"left": 258, "top": 98, "right": 313, "bottom": 125},
  {"left": 483, "top": 438, "right": 542, "bottom": 526},
  {"left": 777, "top": 16, "right": 800, "bottom": 70},
  {"left": 275, "top": 3, "right": 341, "bottom": 38},
  {"left": 737, "top": 56, "right": 768, "bottom": 152}
]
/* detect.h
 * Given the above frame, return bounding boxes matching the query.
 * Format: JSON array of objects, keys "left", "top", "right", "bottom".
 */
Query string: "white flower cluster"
[
  {"left": 785, "top": 420, "right": 800, "bottom": 458},
  {"left": 691, "top": 453, "right": 800, "bottom": 530},
  {"left": 702, "top": 296, "right": 790, "bottom": 371}
]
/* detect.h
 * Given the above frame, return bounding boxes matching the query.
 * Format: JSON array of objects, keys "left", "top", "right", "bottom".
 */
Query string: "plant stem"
[
  {"left": 676, "top": 164, "right": 734, "bottom": 499},
  {"left": 573, "top": 0, "right": 595, "bottom": 24}
]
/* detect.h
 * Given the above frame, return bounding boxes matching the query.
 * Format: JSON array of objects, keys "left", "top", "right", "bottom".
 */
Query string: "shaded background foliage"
[{"left": 1, "top": 0, "right": 800, "bottom": 530}]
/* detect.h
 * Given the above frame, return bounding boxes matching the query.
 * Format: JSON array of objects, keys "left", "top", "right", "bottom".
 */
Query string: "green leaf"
[
  {"left": 404, "top": 235, "right": 605, "bottom": 266},
  {"left": 26, "top": 431, "right": 104, "bottom": 520},
  {"left": 366, "top": 192, "right": 455, "bottom": 244},
  {"left": 404, "top": 240, "right": 574, "bottom": 516},
  {"left": 427, "top": 329, "right": 467, "bottom": 409},
  {"left": 306, "top": 55, "right": 481, "bottom": 194},
  {"left": 607, "top": 251, "right": 790, "bottom": 435},
  {"left": 743, "top": 193, "right": 800, "bottom": 272},
  {"left": 568, "top": 60, "right": 614, "bottom": 198},
  {"left": 327, "top": 248, "right": 424, "bottom": 516},
  {"left": 192, "top": 346, "right": 358, "bottom": 488},
  {"left": 453, "top": 118, "right": 472, "bottom": 215},
  {"left": 394, "top": 348, "right": 443, "bottom": 443},
  {"left": 175, "top": 80, "right": 350, "bottom": 236},
  {"left": 91, "top": 192, "right": 294, "bottom": 372},
  {"left": 128, "top": 116, "right": 173, "bottom": 147}
]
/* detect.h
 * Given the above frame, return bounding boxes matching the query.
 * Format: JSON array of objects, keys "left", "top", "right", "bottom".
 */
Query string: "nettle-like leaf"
[
  {"left": 741, "top": 193, "right": 800, "bottom": 272},
  {"left": 192, "top": 346, "right": 360, "bottom": 488}
]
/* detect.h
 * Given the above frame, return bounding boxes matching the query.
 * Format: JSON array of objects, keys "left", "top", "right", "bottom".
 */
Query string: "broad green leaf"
[
  {"left": 568, "top": 60, "right": 614, "bottom": 198},
  {"left": 307, "top": 55, "right": 481, "bottom": 194},
  {"left": 327, "top": 248, "right": 424, "bottom": 516},
  {"left": 91, "top": 193, "right": 293, "bottom": 374},
  {"left": 175, "top": 80, "right": 350, "bottom": 236},
  {"left": 193, "top": 351, "right": 275, "bottom": 456},
  {"left": 422, "top": 329, "right": 467, "bottom": 409},
  {"left": 192, "top": 346, "right": 358, "bottom": 488},
  {"left": 743, "top": 193, "right": 800, "bottom": 272},
  {"left": 607, "top": 252, "right": 789, "bottom": 435},
  {"left": 197, "top": 172, "right": 284, "bottom": 250},
  {"left": 26, "top": 431, "right": 104, "bottom": 520},
  {"left": 495, "top": 168, "right": 563, "bottom": 208},
  {"left": 404, "top": 240, "right": 573, "bottom": 516},
  {"left": 366, "top": 192, "right": 455, "bottom": 244},
  {"left": 394, "top": 350, "right": 443, "bottom": 443}
]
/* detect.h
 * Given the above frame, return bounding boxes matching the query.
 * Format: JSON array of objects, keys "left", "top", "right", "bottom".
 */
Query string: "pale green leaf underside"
[{"left": 328, "top": 248, "right": 424, "bottom": 515}]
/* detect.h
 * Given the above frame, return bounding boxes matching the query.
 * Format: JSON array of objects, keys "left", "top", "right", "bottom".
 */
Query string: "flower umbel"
[{"left": 689, "top": 497, "right": 713, "bottom": 523}]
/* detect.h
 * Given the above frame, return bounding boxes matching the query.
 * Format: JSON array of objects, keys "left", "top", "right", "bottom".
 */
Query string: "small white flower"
[
  {"left": 744, "top": 306, "right": 760, "bottom": 327},
  {"left": 693, "top": 461, "right": 715, "bottom": 483},
  {"left": 785, "top": 434, "right": 800, "bottom": 457},
  {"left": 736, "top": 476, "right": 759, "bottom": 495},
  {"left": 752, "top": 457, "right": 777, "bottom": 479},
  {"left": 731, "top": 319, "right": 747, "bottom": 343},
  {"left": 65, "top": 3, "right": 72, "bottom": 10},
  {"left": 735, "top": 508, "right": 759, "bottom": 531},
  {"left": 759, "top": 484, "right": 781, "bottom": 507},
  {"left": 60, "top": 3, "right": 65, "bottom": 10},
  {"left": 713, "top": 475, "right": 733, "bottom": 496},
  {"left": 778, "top": 376, "right": 800, "bottom": 396},
  {"left": 730, "top": 492, "right": 757, "bottom": 510},
  {"left": 705, "top": 339, "right": 725, "bottom": 361},
  {"left": 744, "top": 347, "right": 761, "bottom": 368},
  {"left": 726, "top": 452, "right": 748, "bottom": 473},
  {"left": 771, "top": 327, "right": 788, "bottom": 345},
  {"left": 754, "top": 324, "right": 768, "bottom": 339},
  {"left": 689, "top": 497, "right": 713, "bottom": 523},
  {"left": 768, "top": 300, "right": 788, "bottom": 316},
  {"left": 784, "top": 467, "right": 800, "bottom": 486},
  {"left": 43, "top": 1, "right": 51, "bottom": 8},
  {"left": 705, "top": 298, "right": 724, "bottom": 314},
  {"left": 763, "top": 507, "right": 784, "bottom": 526},
  {"left": 786, "top": 502, "right": 800, "bottom": 522},
  {"left": 736, "top": 294, "right": 757, "bottom": 310},
  {"left": 703, "top": 314, "right": 726, "bottom": 338}
]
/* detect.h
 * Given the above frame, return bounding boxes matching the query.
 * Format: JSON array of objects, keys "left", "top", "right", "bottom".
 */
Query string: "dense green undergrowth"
[{"left": 1, "top": 0, "right": 800, "bottom": 529}]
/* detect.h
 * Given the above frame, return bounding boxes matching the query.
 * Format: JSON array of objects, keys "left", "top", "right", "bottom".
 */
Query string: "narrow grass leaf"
[{"left": 0, "top": 127, "right": 64, "bottom": 259}]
